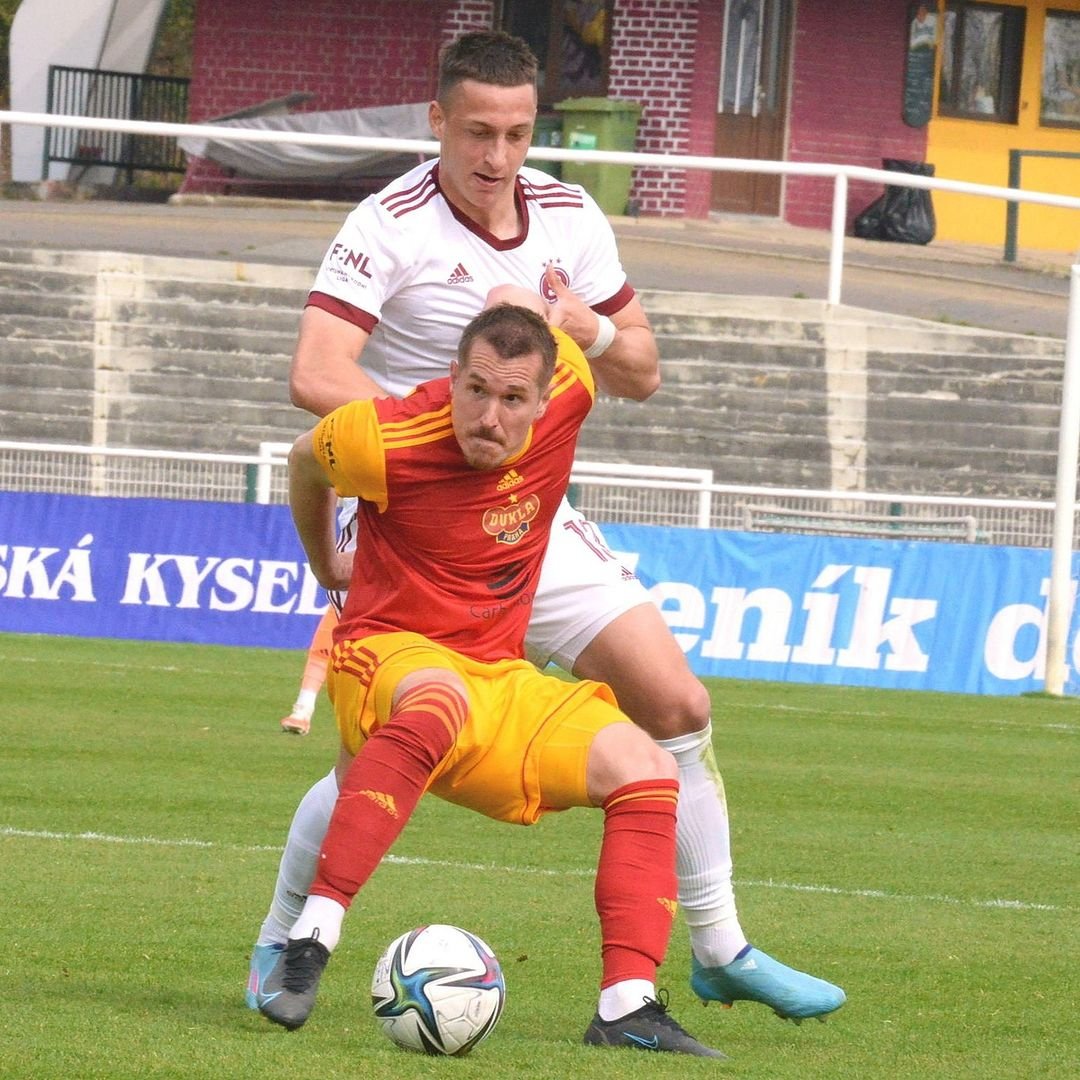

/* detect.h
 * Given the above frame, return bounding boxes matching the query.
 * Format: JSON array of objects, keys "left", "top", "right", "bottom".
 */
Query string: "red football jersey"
[{"left": 312, "top": 328, "right": 594, "bottom": 662}]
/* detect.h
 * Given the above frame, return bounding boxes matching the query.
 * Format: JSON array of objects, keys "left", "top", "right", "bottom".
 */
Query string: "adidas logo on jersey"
[
  {"left": 447, "top": 262, "right": 474, "bottom": 285},
  {"left": 497, "top": 468, "right": 524, "bottom": 491}
]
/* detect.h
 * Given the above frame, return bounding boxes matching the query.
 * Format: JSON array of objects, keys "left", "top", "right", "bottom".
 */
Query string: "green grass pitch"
[{"left": 2, "top": 633, "right": 1077, "bottom": 1079}]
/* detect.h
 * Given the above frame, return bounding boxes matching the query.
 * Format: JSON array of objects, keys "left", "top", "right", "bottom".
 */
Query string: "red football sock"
[
  {"left": 595, "top": 778, "right": 680, "bottom": 988},
  {"left": 311, "top": 681, "right": 466, "bottom": 907}
]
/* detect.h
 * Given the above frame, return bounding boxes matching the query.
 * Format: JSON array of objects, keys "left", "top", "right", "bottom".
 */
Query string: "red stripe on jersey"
[
  {"left": 526, "top": 197, "right": 587, "bottom": 210},
  {"left": 388, "top": 184, "right": 441, "bottom": 219},
  {"left": 332, "top": 641, "right": 380, "bottom": 685},
  {"left": 519, "top": 178, "right": 584, "bottom": 202},
  {"left": 307, "top": 291, "right": 379, "bottom": 332},
  {"left": 381, "top": 168, "right": 440, "bottom": 218},
  {"left": 594, "top": 282, "right": 636, "bottom": 317}
]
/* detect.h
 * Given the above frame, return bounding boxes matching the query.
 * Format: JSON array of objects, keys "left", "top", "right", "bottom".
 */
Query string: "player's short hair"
[
  {"left": 437, "top": 30, "right": 538, "bottom": 101},
  {"left": 458, "top": 304, "right": 557, "bottom": 389}
]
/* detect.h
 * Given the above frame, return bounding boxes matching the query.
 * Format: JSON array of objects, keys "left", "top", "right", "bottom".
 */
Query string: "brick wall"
[
  {"left": 182, "top": 0, "right": 927, "bottom": 229},
  {"left": 785, "top": 1, "right": 929, "bottom": 230},
  {"left": 608, "top": 0, "right": 699, "bottom": 216},
  {"left": 440, "top": 0, "right": 495, "bottom": 48},
  {"left": 187, "top": 0, "right": 446, "bottom": 122},
  {"left": 685, "top": 2, "right": 723, "bottom": 218}
]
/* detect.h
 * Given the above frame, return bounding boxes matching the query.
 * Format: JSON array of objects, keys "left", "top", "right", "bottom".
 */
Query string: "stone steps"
[{"left": 0, "top": 247, "right": 1067, "bottom": 501}]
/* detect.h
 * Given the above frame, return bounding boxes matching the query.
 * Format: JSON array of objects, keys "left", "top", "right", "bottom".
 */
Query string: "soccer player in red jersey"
[{"left": 253, "top": 296, "right": 725, "bottom": 1056}]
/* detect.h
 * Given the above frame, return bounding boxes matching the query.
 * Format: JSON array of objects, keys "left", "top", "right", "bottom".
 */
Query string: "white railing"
[
  {"left": 0, "top": 440, "right": 285, "bottom": 504},
  {"left": 2, "top": 107, "right": 1078, "bottom": 687},
  {"left": 7, "top": 109, "right": 1080, "bottom": 305},
  {"left": 1, "top": 439, "right": 1069, "bottom": 549}
]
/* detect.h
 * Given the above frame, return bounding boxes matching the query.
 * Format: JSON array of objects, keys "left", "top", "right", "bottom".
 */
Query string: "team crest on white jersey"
[{"left": 540, "top": 264, "right": 570, "bottom": 302}]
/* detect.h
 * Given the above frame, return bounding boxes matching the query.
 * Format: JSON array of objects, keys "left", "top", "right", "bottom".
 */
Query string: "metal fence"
[
  {"left": 0, "top": 440, "right": 1068, "bottom": 548},
  {"left": 43, "top": 65, "right": 190, "bottom": 180},
  {"left": 0, "top": 442, "right": 269, "bottom": 505}
]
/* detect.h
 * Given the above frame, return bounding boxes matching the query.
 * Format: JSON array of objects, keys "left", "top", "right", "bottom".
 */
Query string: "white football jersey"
[{"left": 308, "top": 160, "right": 633, "bottom": 396}]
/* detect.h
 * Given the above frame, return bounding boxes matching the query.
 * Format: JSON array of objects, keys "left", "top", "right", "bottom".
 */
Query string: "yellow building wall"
[{"left": 926, "top": 0, "right": 1080, "bottom": 253}]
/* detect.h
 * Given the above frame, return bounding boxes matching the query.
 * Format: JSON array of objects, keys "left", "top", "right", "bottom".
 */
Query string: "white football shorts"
[{"left": 330, "top": 496, "right": 651, "bottom": 672}]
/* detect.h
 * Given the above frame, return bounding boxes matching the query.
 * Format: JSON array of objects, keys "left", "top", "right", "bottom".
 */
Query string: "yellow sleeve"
[
  {"left": 311, "top": 400, "right": 390, "bottom": 510},
  {"left": 550, "top": 326, "right": 596, "bottom": 401}
]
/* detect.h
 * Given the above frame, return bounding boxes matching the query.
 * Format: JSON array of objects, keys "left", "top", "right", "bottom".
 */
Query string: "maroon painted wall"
[
  {"left": 187, "top": 0, "right": 448, "bottom": 122},
  {"left": 685, "top": 2, "right": 724, "bottom": 219},
  {"left": 182, "top": 0, "right": 928, "bottom": 230},
  {"left": 786, "top": 1, "right": 929, "bottom": 229}
]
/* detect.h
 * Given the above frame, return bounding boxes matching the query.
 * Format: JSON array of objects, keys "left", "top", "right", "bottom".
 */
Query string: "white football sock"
[
  {"left": 598, "top": 979, "right": 656, "bottom": 1021},
  {"left": 290, "top": 894, "right": 345, "bottom": 953},
  {"left": 290, "top": 688, "right": 317, "bottom": 719},
  {"left": 256, "top": 768, "right": 338, "bottom": 946},
  {"left": 656, "top": 723, "right": 749, "bottom": 967}
]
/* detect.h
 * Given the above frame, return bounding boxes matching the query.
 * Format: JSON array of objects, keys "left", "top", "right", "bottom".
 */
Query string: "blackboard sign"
[{"left": 903, "top": 3, "right": 938, "bottom": 127}]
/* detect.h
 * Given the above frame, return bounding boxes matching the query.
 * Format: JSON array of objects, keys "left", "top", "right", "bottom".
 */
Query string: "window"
[
  {"left": 938, "top": 1, "right": 1025, "bottom": 123},
  {"left": 1042, "top": 9, "right": 1080, "bottom": 127},
  {"left": 717, "top": 0, "right": 788, "bottom": 118},
  {"left": 500, "top": 1, "right": 612, "bottom": 106}
]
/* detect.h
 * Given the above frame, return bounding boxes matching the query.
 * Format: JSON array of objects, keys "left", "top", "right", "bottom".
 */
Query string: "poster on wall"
[{"left": 903, "top": 3, "right": 938, "bottom": 127}]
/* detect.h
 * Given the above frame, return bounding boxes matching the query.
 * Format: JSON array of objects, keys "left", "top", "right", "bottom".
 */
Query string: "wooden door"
[{"left": 712, "top": 0, "right": 792, "bottom": 216}]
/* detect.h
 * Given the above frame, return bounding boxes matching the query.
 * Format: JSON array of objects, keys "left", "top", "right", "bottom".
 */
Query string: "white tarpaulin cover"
[{"left": 178, "top": 102, "right": 433, "bottom": 180}]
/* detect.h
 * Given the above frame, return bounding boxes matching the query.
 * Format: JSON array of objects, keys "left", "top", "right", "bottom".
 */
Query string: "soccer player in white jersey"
[{"left": 252, "top": 29, "right": 845, "bottom": 1025}]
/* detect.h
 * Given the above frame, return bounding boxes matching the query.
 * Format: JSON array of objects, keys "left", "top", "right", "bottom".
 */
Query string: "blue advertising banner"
[
  {"left": 602, "top": 524, "right": 1080, "bottom": 697},
  {"left": 2, "top": 491, "right": 1076, "bottom": 695},
  {"left": 0, "top": 492, "right": 326, "bottom": 649}
]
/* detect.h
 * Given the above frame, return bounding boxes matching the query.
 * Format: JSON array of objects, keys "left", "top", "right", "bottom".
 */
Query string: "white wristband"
[{"left": 584, "top": 314, "right": 617, "bottom": 359}]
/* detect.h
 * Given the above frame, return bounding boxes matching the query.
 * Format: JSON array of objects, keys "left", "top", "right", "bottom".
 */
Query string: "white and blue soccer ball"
[{"left": 371, "top": 924, "right": 506, "bottom": 1056}]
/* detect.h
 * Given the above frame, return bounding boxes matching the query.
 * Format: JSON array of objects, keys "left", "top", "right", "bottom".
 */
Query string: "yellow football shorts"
[{"left": 327, "top": 631, "right": 628, "bottom": 825}]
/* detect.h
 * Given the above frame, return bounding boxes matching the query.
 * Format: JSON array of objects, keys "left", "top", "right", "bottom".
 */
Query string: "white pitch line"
[
  {"left": 0, "top": 653, "right": 225, "bottom": 675},
  {"left": 0, "top": 825, "right": 1068, "bottom": 914}
]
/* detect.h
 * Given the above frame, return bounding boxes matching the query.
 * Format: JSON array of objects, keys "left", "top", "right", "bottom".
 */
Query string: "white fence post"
[
  {"left": 256, "top": 441, "right": 292, "bottom": 505},
  {"left": 1043, "top": 264, "right": 1080, "bottom": 695},
  {"left": 828, "top": 172, "right": 848, "bottom": 306}
]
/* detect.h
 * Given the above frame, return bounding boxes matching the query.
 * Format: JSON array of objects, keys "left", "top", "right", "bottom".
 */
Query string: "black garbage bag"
[
  {"left": 853, "top": 195, "right": 886, "bottom": 240},
  {"left": 853, "top": 159, "right": 935, "bottom": 245}
]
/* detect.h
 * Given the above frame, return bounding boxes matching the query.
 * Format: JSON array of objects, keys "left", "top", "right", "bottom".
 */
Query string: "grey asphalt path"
[{"left": 0, "top": 197, "right": 1073, "bottom": 338}]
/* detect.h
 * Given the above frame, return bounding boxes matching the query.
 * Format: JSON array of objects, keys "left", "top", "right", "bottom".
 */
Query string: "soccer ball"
[{"left": 371, "top": 924, "right": 505, "bottom": 1056}]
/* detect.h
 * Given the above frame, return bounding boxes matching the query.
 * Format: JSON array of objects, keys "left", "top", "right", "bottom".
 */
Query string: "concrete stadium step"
[
  {"left": 118, "top": 348, "right": 293, "bottom": 397},
  {"left": 109, "top": 295, "right": 301, "bottom": 334},
  {"left": 0, "top": 288, "right": 97, "bottom": 321},
  {"left": 0, "top": 335, "right": 94, "bottom": 366},
  {"left": 111, "top": 413, "right": 307, "bottom": 454},
  {"left": 0, "top": 247, "right": 309, "bottom": 315},
  {"left": 107, "top": 321, "right": 297, "bottom": 356},
  {"left": 644, "top": 290, "right": 1064, "bottom": 358},
  {"left": 0, "top": 309, "right": 96, "bottom": 341},
  {"left": 0, "top": 247, "right": 303, "bottom": 308},
  {"left": 0, "top": 263, "right": 97, "bottom": 298},
  {"left": 1, "top": 253, "right": 1071, "bottom": 502}
]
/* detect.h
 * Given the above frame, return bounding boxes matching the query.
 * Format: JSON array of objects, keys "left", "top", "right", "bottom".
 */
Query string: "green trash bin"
[
  {"left": 554, "top": 97, "right": 642, "bottom": 215},
  {"left": 530, "top": 112, "right": 562, "bottom": 179}
]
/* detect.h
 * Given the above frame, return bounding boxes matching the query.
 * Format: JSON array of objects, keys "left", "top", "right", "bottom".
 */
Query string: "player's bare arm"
[
  {"left": 542, "top": 264, "right": 659, "bottom": 401},
  {"left": 289, "top": 306, "right": 387, "bottom": 418},
  {"left": 288, "top": 429, "right": 352, "bottom": 591}
]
